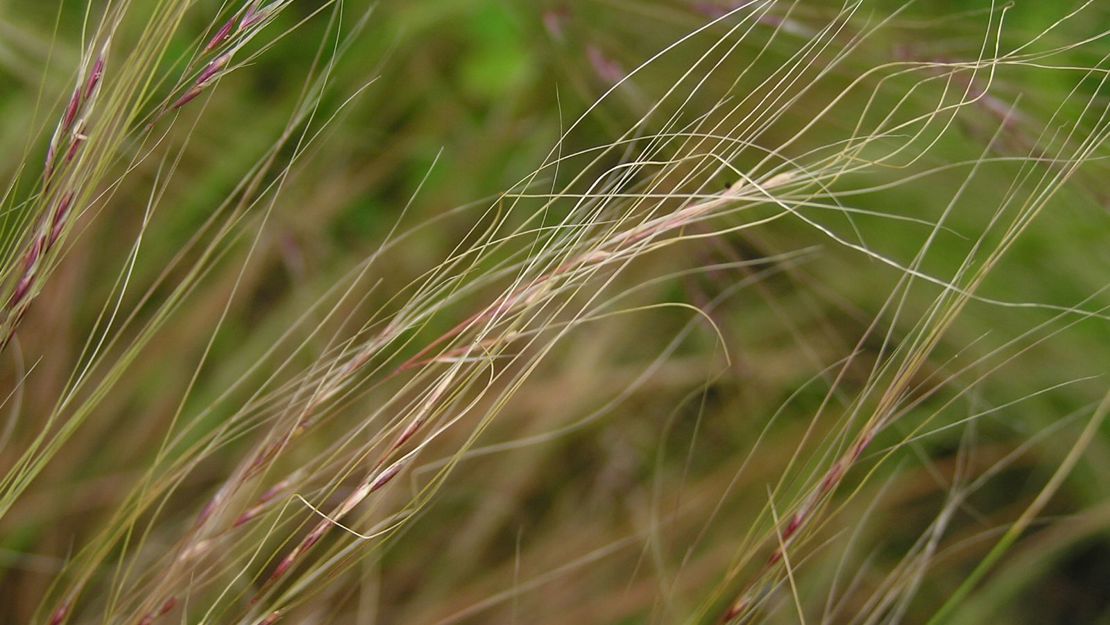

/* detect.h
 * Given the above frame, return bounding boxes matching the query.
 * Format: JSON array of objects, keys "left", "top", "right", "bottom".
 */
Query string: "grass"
[{"left": 0, "top": 1, "right": 1108, "bottom": 624}]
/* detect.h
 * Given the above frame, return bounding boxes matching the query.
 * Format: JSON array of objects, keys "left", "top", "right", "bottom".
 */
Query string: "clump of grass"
[{"left": 0, "top": 1, "right": 1107, "bottom": 624}]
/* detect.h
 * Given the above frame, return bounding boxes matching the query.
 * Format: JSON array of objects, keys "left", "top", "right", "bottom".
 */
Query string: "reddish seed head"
[
  {"left": 48, "top": 602, "right": 71, "bottom": 625},
  {"left": 158, "top": 597, "right": 177, "bottom": 616},
  {"left": 10, "top": 274, "right": 34, "bottom": 307},
  {"left": 171, "top": 86, "right": 204, "bottom": 111},
  {"left": 65, "top": 128, "right": 86, "bottom": 164},
  {"left": 542, "top": 8, "right": 569, "bottom": 41},
  {"left": 63, "top": 89, "right": 82, "bottom": 131},
  {"left": 240, "top": 3, "right": 266, "bottom": 31},
  {"left": 263, "top": 505, "right": 363, "bottom": 598},
  {"left": 233, "top": 506, "right": 262, "bottom": 528},
  {"left": 246, "top": 435, "right": 293, "bottom": 478},
  {"left": 587, "top": 45, "right": 625, "bottom": 85},
  {"left": 270, "top": 553, "right": 295, "bottom": 582},
  {"left": 195, "top": 492, "right": 221, "bottom": 528},
  {"left": 302, "top": 525, "right": 326, "bottom": 551},
  {"left": 781, "top": 512, "right": 803, "bottom": 541},
  {"left": 722, "top": 598, "right": 745, "bottom": 622},
  {"left": 23, "top": 235, "right": 44, "bottom": 271},
  {"left": 206, "top": 17, "right": 236, "bottom": 52},
  {"left": 768, "top": 549, "right": 783, "bottom": 565},
  {"left": 50, "top": 192, "right": 75, "bottom": 245},
  {"left": 138, "top": 598, "right": 177, "bottom": 625},
  {"left": 44, "top": 142, "right": 57, "bottom": 181},
  {"left": 86, "top": 55, "right": 105, "bottom": 98},
  {"left": 370, "top": 461, "right": 403, "bottom": 492},
  {"left": 236, "top": 477, "right": 290, "bottom": 526},
  {"left": 394, "top": 419, "right": 423, "bottom": 449},
  {"left": 851, "top": 429, "right": 876, "bottom": 461},
  {"left": 259, "top": 478, "right": 290, "bottom": 504},
  {"left": 198, "top": 54, "right": 230, "bottom": 86},
  {"left": 820, "top": 461, "right": 845, "bottom": 493},
  {"left": 259, "top": 611, "right": 283, "bottom": 625},
  {"left": 170, "top": 53, "right": 229, "bottom": 112}
]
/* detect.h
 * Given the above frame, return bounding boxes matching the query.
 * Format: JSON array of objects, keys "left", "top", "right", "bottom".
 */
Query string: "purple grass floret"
[
  {"left": 7, "top": 189, "right": 77, "bottom": 311},
  {"left": 587, "top": 45, "right": 625, "bottom": 85},
  {"left": 206, "top": 17, "right": 236, "bottom": 52},
  {"left": 171, "top": 54, "right": 230, "bottom": 110},
  {"left": 198, "top": 54, "right": 229, "bottom": 85},
  {"left": 62, "top": 89, "right": 82, "bottom": 131},
  {"left": 543, "top": 8, "right": 569, "bottom": 41},
  {"left": 240, "top": 3, "right": 267, "bottom": 31},
  {"left": 720, "top": 417, "right": 883, "bottom": 621},
  {"left": 44, "top": 142, "right": 57, "bottom": 182},
  {"left": 170, "top": 87, "right": 204, "bottom": 111},
  {"left": 137, "top": 596, "right": 177, "bottom": 625},
  {"left": 50, "top": 192, "right": 75, "bottom": 245},
  {"left": 259, "top": 460, "right": 405, "bottom": 595},
  {"left": 65, "top": 125, "right": 86, "bottom": 164},
  {"left": 43, "top": 48, "right": 106, "bottom": 187},
  {"left": 85, "top": 55, "right": 105, "bottom": 98},
  {"left": 47, "top": 601, "right": 71, "bottom": 625},
  {"left": 10, "top": 267, "right": 34, "bottom": 307},
  {"left": 232, "top": 478, "right": 291, "bottom": 527}
]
